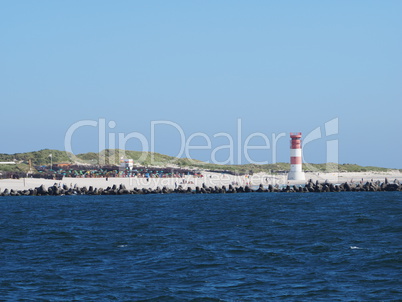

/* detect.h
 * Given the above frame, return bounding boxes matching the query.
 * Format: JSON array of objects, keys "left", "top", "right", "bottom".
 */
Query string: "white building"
[{"left": 120, "top": 158, "right": 134, "bottom": 170}]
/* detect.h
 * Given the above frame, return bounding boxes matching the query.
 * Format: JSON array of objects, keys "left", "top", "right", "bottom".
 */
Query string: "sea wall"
[{"left": 0, "top": 179, "right": 401, "bottom": 196}]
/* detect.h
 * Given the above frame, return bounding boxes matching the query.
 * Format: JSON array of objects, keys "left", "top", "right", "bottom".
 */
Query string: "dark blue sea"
[{"left": 1, "top": 193, "right": 402, "bottom": 301}]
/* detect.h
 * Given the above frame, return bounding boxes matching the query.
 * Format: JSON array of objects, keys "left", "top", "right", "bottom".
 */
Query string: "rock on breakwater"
[{"left": 0, "top": 178, "right": 401, "bottom": 197}]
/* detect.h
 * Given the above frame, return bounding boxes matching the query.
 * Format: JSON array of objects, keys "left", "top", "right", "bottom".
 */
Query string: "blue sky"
[{"left": 1, "top": 1, "right": 401, "bottom": 168}]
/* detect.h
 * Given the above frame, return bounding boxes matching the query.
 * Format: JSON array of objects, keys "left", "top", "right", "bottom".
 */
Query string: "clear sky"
[{"left": 1, "top": 1, "right": 401, "bottom": 168}]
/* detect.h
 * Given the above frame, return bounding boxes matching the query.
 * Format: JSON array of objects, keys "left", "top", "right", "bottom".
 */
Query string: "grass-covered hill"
[{"left": 0, "top": 148, "right": 398, "bottom": 174}]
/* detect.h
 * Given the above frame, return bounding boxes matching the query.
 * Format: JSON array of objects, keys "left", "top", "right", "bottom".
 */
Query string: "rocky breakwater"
[{"left": 0, "top": 179, "right": 401, "bottom": 197}]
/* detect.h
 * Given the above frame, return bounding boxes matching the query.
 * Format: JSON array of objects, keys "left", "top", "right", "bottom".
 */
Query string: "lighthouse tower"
[{"left": 288, "top": 132, "right": 305, "bottom": 181}]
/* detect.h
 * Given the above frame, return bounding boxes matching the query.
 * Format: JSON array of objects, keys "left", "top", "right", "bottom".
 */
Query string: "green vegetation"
[
  {"left": 336, "top": 164, "right": 390, "bottom": 173},
  {"left": 0, "top": 149, "right": 73, "bottom": 166},
  {"left": 303, "top": 163, "right": 391, "bottom": 173},
  {"left": 75, "top": 152, "right": 98, "bottom": 162},
  {"left": 0, "top": 163, "right": 30, "bottom": 173},
  {"left": 0, "top": 149, "right": 396, "bottom": 174}
]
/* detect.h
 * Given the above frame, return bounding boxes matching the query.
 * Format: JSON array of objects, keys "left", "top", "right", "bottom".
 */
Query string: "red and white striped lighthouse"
[{"left": 288, "top": 132, "right": 305, "bottom": 181}]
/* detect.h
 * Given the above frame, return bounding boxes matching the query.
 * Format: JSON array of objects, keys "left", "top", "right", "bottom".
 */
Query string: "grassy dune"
[{"left": 0, "top": 149, "right": 395, "bottom": 174}]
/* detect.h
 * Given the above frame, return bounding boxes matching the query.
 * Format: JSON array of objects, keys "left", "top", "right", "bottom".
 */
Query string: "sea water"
[{"left": 1, "top": 192, "right": 401, "bottom": 301}]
